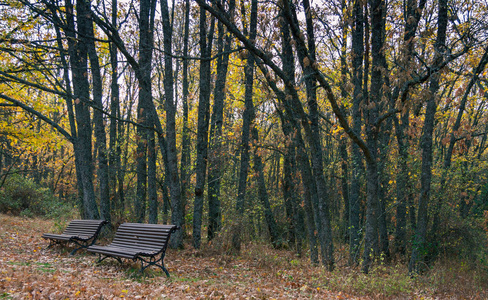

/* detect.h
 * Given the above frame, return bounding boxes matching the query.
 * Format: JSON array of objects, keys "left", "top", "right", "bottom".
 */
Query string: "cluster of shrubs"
[{"left": 0, "top": 174, "right": 73, "bottom": 218}]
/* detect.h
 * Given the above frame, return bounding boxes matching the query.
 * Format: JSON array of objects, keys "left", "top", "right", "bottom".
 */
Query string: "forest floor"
[{"left": 0, "top": 214, "right": 487, "bottom": 299}]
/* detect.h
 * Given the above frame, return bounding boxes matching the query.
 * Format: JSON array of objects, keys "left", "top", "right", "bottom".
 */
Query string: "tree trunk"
[
  {"left": 232, "top": 0, "right": 258, "bottom": 252},
  {"left": 119, "top": 81, "right": 136, "bottom": 216},
  {"left": 67, "top": 0, "right": 100, "bottom": 219},
  {"left": 148, "top": 131, "right": 158, "bottom": 224},
  {"left": 179, "top": 0, "right": 191, "bottom": 236},
  {"left": 50, "top": 3, "right": 81, "bottom": 214},
  {"left": 362, "top": 0, "right": 385, "bottom": 274},
  {"left": 295, "top": 128, "right": 320, "bottom": 265},
  {"left": 376, "top": 1, "right": 392, "bottom": 260},
  {"left": 207, "top": 0, "right": 235, "bottom": 240},
  {"left": 280, "top": 18, "right": 309, "bottom": 259},
  {"left": 393, "top": 0, "right": 426, "bottom": 256},
  {"left": 409, "top": 0, "right": 448, "bottom": 274},
  {"left": 349, "top": 0, "right": 364, "bottom": 265},
  {"left": 193, "top": 8, "right": 215, "bottom": 249},
  {"left": 281, "top": 132, "right": 305, "bottom": 254},
  {"left": 85, "top": 7, "right": 111, "bottom": 224},
  {"left": 252, "top": 127, "right": 281, "bottom": 247},
  {"left": 109, "top": 0, "right": 122, "bottom": 216},
  {"left": 135, "top": 0, "right": 156, "bottom": 223},
  {"left": 394, "top": 110, "right": 410, "bottom": 255},
  {"left": 160, "top": 0, "right": 185, "bottom": 248},
  {"left": 287, "top": 0, "right": 334, "bottom": 270},
  {"left": 339, "top": 3, "right": 350, "bottom": 242}
]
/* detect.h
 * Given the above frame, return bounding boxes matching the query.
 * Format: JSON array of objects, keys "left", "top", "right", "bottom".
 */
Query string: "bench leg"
[
  {"left": 70, "top": 246, "right": 83, "bottom": 255},
  {"left": 69, "top": 239, "right": 91, "bottom": 255},
  {"left": 46, "top": 239, "right": 56, "bottom": 249},
  {"left": 44, "top": 239, "right": 63, "bottom": 250},
  {"left": 45, "top": 239, "right": 85, "bottom": 255},
  {"left": 96, "top": 254, "right": 123, "bottom": 265},
  {"left": 137, "top": 256, "right": 170, "bottom": 277},
  {"left": 161, "top": 265, "right": 170, "bottom": 278}
]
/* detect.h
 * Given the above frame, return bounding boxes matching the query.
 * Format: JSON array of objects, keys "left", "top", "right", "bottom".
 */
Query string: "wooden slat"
[
  {"left": 42, "top": 220, "right": 107, "bottom": 242},
  {"left": 87, "top": 223, "right": 177, "bottom": 260}
]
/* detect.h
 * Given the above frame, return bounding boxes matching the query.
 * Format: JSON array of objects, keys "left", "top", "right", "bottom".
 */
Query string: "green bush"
[
  {"left": 0, "top": 174, "right": 73, "bottom": 218},
  {"left": 425, "top": 209, "right": 488, "bottom": 273}
]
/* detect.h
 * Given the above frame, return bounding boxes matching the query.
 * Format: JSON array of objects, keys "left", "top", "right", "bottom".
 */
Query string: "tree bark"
[
  {"left": 135, "top": 0, "right": 157, "bottom": 223},
  {"left": 362, "top": 0, "right": 385, "bottom": 274},
  {"left": 280, "top": 16, "right": 305, "bottom": 255},
  {"left": 394, "top": 110, "right": 410, "bottom": 255},
  {"left": 179, "top": 0, "right": 191, "bottom": 237},
  {"left": 207, "top": 0, "right": 235, "bottom": 240},
  {"left": 281, "top": 130, "right": 304, "bottom": 254},
  {"left": 252, "top": 128, "right": 281, "bottom": 247},
  {"left": 339, "top": 0, "right": 350, "bottom": 243},
  {"left": 85, "top": 5, "right": 111, "bottom": 224},
  {"left": 108, "top": 0, "right": 121, "bottom": 216},
  {"left": 159, "top": 0, "right": 185, "bottom": 247},
  {"left": 349, "top": 0, "right": 365, "bottom": 265},
  {"left": 159, "top": 0, "right": 179, "bottom": 227},
  {"left": 409, "top": 0, "right": 448, "bottom": 274},
  {"left": 50, "top": 2, "right": 81, "bottom": 213},
  {"left": 286, "top": 0, "right": 334, "bottom": 270},
  {"left": 232, "top": 0, "right": 258, "bottom": 252},
  {"left": 193, "top": 7, "right": 215, "bottom": 249},
  {"left": 393, "top": 0, "right": 426, "bottom": 256},
  {"left": 67, "top": 0, "right": 100, "bottom": 219},
  {"left": 147, "top": 130, "right": 158, "bottom": 224}
]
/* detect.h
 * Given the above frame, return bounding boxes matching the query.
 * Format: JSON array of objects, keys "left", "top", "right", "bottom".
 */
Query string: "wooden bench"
[
  {"left": 42, "top": 219, "right": 108, "bottom": 255},
  {"left": 86, "top": 223, "right": 179, "bottom": 277}
]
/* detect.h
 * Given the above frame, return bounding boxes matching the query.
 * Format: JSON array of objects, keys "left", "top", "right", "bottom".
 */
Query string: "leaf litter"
[
  {"left": 0, "top": 214, "right": 356, "bottom": 299},
  {"left": 4, "top": 214, "right": 485, "bottom": 299}
]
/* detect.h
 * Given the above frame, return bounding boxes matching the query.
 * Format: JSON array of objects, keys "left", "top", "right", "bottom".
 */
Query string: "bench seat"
[
  {"left": 87, "top": 223, "right": 178, "bottom": 277},
  {"left": 42, "top": 219, "right": 107, "bottom": 255},
  {"left": 42, "top": 233, "right": 93, "bottom": 241}
]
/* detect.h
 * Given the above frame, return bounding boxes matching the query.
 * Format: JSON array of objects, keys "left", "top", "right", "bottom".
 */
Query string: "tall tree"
[
  {"left": 108, "top": 0, "right": 123, "bottom": 216},
  {"left": 193, "top": 7, "right": 215, "bottom": 249},
  {"left": 361, "top": 0, "right": 385, "bottom": 273},
  {"left": 251, "top": 124, "right": 281, "bottom": 247},
  {"left": 67, "top": 0, "right": 100, "bottom": 219},
  {"left": 207, "top": 0, "right": 235, "bottom": 240},
  {"left": 393, "top": 0, "right": 426, "bottom": 256},
  {"left": 161, "top": 0, "right": 184, "bottom": 238},
  {"left": 90, "top": 0, "right": 182, "bottom": 246},
  {"left": 279, "top": 15, "right": 307, "bottom": 256},
  {"left": 179, "top": 0, "right": 191, "bottom": 237},
  {"left": 45, "top": 0, "right": 85, "bottom": 217},
  {"left": 135, "top": 0, "right": 157, "bottom": 223},
  {"left": 339, "top": 0, "right": 350, "bottom": 245},
  {"left": 85, "top": 0, "right": 111, "bottom": 224},
  {"left": 298, "top": 0, "right": 334, "bottom": 270},
  {"left": 409, "top": 0, "right": 448, "bottom": 274},
  {"left": 349, "top": 0, "right": 365, "bottom": 265},
  {"left": 232, "top": 0, "right": 258, "bottom": 252}
]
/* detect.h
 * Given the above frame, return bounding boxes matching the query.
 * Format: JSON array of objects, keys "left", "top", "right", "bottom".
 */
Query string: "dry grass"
[{"left": 0, "top": 214, "right": 486, "bottom": 299}]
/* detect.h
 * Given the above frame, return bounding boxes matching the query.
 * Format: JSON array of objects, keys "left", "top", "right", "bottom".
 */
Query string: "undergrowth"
[
  {"left": 200, "top": 233, "right": 488, "bottom": 299},
  {"left": 198, "top": 235, "right": 487, "bottom": 299},
  {"left": 0, "top": 174, "right": 76, "bottom": 219}
]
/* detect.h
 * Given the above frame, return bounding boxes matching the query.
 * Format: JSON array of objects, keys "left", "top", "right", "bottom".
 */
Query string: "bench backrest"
[
  {"left": 63, "top": 219, "right": 107, "bottom": 237},
  {"left": 111, "top": 223, "right": 177, "bottom": 253}
]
